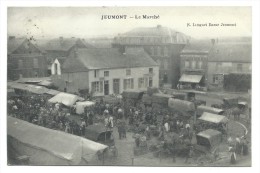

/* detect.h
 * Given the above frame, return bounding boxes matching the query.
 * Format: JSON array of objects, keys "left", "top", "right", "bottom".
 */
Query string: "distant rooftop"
[
  {"left": 113, "top": 25, "right": 189, "bottom": 45},
  {"left": 39, "top": 37, "right": 94, "bottom": 51},
  {"left": 63, "top": 47, "right": 158, "bottom": 73}
]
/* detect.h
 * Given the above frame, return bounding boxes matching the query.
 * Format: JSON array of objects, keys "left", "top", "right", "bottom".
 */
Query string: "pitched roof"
[
  {"left": 41, "top": 38, "right": 94, "bottom": 51},
  {"left": 209, "top": 42, "right": 252, "bottom": 63},
  {"left": 115, "top": 25, "right": 189, "bottom": 44},
  {"left": 55, "top": 57, "right": 67, "bottom": 64},
  {"left": 182, "top": 39, "right": 212, "bottom": 53},
  {"left": 63, "top": 48, "right": 158, "bottom": 72},
  {"left": 8, "top": 38, "right": 26, "bottom": 54},
  {"left": 8, "top": 38, "right": 46, "bottom": 54}
]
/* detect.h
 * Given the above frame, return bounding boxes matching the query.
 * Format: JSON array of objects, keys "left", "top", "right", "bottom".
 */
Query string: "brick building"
[
  {"left": 112, "top": 25, "right": 189, "bottom": 88},
  {"left": 208, "top": 39, "right": 252, "bottom": 89},
  {"left": 8, "top": 37, "right": 48, "bottom": 80}
]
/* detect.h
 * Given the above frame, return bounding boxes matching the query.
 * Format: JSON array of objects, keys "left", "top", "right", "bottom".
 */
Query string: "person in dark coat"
[
  {"left": 242, "top": 138, "right": 249, "bottom": 156},
  {"left": 229, "top": 146, "right": 237, "bottom": 164}
]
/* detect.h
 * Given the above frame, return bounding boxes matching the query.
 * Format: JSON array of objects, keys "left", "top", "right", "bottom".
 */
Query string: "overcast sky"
[{"left": 7, "top": 7, "right": 251, "bottom": 39}]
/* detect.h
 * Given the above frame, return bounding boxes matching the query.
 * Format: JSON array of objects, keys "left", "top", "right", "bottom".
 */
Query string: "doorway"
[
  {"left": 113, "top": 79, "right": 120, "bottom": 94},
  {"left": 104, "top": 80, "right": 109, "bottom": 95}
]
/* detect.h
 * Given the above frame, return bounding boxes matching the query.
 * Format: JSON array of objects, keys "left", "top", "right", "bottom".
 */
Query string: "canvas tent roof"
[
  {"left": 196, "top": 129, "right": 222, "bottom": 148},
  {"left": 198, "top": 112, "right": 229, "bottom": 124},
  {"left": 45, "top": 89, "right": 61, "bottom": 96},
  {"left": 48, "top": 92, "right": 84, "bottom": 107},
  {"left": 197, "top": 129, "right": 222, "bottom": 139},
  {"left": 197, "top": 105, "right": 224, "bottom": 115},
  {"left": 7, "top": 116, "right": 107, "bottom": 165},
  {"left": 122, "top": 90, "right": 144, "bottom": 99},
  {"left": 8, "top": 83, "right": 49, "bottom": 95},
  {"left": 179, "top": 74, "right": 203, "bottom": 83},
  {"left": 168, "top": 98, "right": 195, "bottom": 112},
  {"left": 76, "top": 101, "right": 95, "bottom": 114}
]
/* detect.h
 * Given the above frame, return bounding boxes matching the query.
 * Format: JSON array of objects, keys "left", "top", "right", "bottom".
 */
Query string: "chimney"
[{"left": 211, "top": 39, "right": 216, "bottom": 46}]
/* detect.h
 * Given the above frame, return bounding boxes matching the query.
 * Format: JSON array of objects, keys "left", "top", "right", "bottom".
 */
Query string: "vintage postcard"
[{"left": 1, "top": 1, "right": 260, "bottom": 173}]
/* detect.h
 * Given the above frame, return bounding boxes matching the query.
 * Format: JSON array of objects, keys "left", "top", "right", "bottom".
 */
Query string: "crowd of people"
[
  {"left": 8, "top": 95, "right": 85, "bottom": 136},
  {"left": 7, "top": 92, "right": 250, "bottom": 165}
]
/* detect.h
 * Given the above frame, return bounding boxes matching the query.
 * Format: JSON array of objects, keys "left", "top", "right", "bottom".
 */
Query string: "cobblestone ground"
[
  {"left": 100, "top": 117, "right": 250, "bottom": 166},
  {"left": 72, "top": 91, "right": 251, "bottom": 166}
]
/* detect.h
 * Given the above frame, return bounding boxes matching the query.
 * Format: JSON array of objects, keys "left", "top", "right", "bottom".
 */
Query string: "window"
[
  {"left": 100, "top": 81, "right": 103, "bottom": 93},
  {"left": 196, "top": 61, "right": 199, "bottom": 69},
  {"left": 33, "top": 58, "right": 39, "bottom": 68},
  {"left": 104, "top": 71, "right": 109, "bottom": 77},
  {"left": 126, "top": 69, "right": 131, "bottom": 76},
  {"left": 185, "top": 60, "right": 189, "bottom": 68},
  {"left": 164, "top": 47, "right": 168, "bottom": 56},
  {"left": 149, "top": 68, "right": 153, "bottom": 74},
  {"left": 91, "top": 81, "right": 103, "bottom": 93},
  {"left": 149, "top": 77, "right": 153, "bottom": 87},
  {"left": 192, "top": 60, "right": 196, "bottom": 69},
  {"left": 237, "top": 64, "right": 243, "bottom": 72},
  {"left": 124, "top": 78, "right": 134, "bottom": 90},
  {"left": 18, "top": 60, "right": 23, "bottom": 69},
  {"left": 94, "top": 70, "right": 99, "bottom": 78},
  {"left": 138, "top": 78, "right": 145, "bottom": 88},
  {"left": 198, "top": 61, "right": 203, "bottom": 69},
  {"left": 92, "top": 81, "right": 99, "bottom": 92}
]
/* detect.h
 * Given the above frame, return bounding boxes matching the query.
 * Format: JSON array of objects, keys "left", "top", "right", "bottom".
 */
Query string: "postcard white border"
[{"left": 1, "top": 1, "right": 259, "bottom": 173}]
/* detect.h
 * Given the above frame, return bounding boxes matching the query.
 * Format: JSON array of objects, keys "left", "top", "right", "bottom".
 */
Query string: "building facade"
[
  {"left": 8, "top": 37, "right": 48, "bottom": 80},
  {"left": 179, "top": 51, "right": 208, "bottom": 89},
  {"left": 208, "top": 40, "right": 252, "bottom": 88},
  {"left": 52, "top": 48, "right": 159, "bottom": 96},
  {"left": 39, "top": 37, "right": 94, "bottom": 75},
  {"left": 112, "top": 25, "right": 189, "bottom": 88}
]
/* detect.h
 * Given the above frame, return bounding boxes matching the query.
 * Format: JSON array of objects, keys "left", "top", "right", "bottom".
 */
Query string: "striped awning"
[{"left": 179, "top": 74, "right": 203, "bottom": 83}]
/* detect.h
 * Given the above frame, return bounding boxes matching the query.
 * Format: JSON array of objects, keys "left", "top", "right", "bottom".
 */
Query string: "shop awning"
[{"left": 179, "top": 74, "right": 203, "bottom": 83}]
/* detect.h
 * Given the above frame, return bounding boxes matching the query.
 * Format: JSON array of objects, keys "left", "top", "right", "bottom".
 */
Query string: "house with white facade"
[{"left": 52, "top": 47, "right": 159, "bottom": 96}]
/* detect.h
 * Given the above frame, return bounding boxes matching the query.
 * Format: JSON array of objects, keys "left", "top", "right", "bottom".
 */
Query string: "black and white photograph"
[{"left": 1, "top": 1, "right": 260, "bottom": 171}]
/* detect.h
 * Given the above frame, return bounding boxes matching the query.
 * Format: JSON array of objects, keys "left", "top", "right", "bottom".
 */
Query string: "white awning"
[{"left": 179, "top": 74, "right": 203, "bottom": 83}]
